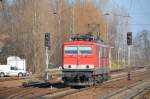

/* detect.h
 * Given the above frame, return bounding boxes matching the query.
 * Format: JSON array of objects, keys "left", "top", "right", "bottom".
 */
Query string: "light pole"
[
  {"left": 53, "top": 0, "right": 61, "bottom": 39},
  {"left": 69, "top": 1, "right": 75, "bottom": 40},
  {"left": 47, "top": 0, "right": 62, "bottom": 67},
  {"left": 104, "top": 13, "right": 110, "bottom": 43}
]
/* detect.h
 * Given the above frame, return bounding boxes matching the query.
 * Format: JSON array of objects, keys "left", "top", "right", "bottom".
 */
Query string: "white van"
[{"left": 0, "top": 56, "right": 27, "bottom": 77}]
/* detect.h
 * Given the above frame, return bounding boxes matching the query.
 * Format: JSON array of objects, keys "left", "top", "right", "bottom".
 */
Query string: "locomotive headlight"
[
  {"left": 86, "top": 65, "right": 89, "bottom": 68},
  {"left": 68, "top": 65, "right": 71, "bottom": 68},
  {"left": 85, "top": 65, "right": 94, "bottom": 69}
]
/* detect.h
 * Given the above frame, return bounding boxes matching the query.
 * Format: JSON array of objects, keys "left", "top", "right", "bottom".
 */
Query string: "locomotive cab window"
[
  {"left": 64, "top": 46, "right": 78, "bottom": 54},
  {"left": 78, "top": 46, "right": 92, "bottom": 54}
]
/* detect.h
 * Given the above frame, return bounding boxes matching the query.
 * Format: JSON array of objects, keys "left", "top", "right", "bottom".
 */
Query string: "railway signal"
[
  {"left": 44, "top": 32, "right": 50, "bottom": 81},
  {"left": 127, "top": 32, "right": 132, "bottom": 45},
  {"left": 127, "top": 32, "right": 132, "bottom": 80},
  {"left": 45, "top": 32, "right": 50, "bottom": 49}
]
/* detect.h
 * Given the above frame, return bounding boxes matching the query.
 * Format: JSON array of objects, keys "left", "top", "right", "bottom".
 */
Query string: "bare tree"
[
  {"left": 133, "top": 30, "right": 150, "bottom": 66},
  {"left": 0, "top": 0, "right": 125, "bottom": 73}
]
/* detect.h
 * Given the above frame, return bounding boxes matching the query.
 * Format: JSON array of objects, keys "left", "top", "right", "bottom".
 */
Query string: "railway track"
[
  {"left": 61, "top": 71, "right": 150, "bottom": 99},
  {"left": 0, "top": 77, "right": 28, "bottom": 82},
  {"left": 0, "top": 87, "right": 32, "bottom": 99},
  {"left": 42, "top": 70, "right": 150, "bottom": 99},
  {"left": 0, "top": 69, "right": 149, "bottom": 99},
  {"left": 30, "top": 87, "right": 72, "bottom": 99},
  {"left": 0, "top": 87, "right": 21, "bottom": 94},
  {"left": 0, "top": 73, "right": 42, "bottom": 82},
  {"left": 98, "top": 78, "right": 150, "bottom": 99},
  {"left": 0, "top": 81, "right": 69, "bottom": 99},
  {"left": 2, "top": 86, "right": 71, "bottom": 99},
  {"left": 5, "top": 87, "right": 34, "bottom": 99},
  {"left": 43, "top": 87, "right": 83, "bottom": 99},
  {"left": 133, "top": 87, "right": 150, "bottom": 99}
]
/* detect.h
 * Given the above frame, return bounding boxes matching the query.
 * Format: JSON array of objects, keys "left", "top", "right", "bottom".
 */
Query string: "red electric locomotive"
[{"left": 62, "top": 34, "right": 111, "bottom": 86}]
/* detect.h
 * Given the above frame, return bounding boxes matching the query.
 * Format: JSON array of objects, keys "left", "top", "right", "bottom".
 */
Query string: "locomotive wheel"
[
  {"left": 106, "top": 73, "right": 109, "bottom": 80},
  {"left": 94, "top": 76, "right": 97, "bottom": 85},
  {"left": 103, "top": 73, "right": 108, "bottom": 81},
  {"left": 94, "top": 75, "right": 102, "bottom": 85},
  {"left": 98, "top": 75, "right": 103, "bottom": 83},
  {"left": 88, "top": 77, "right": 94, "bottom": 86}
]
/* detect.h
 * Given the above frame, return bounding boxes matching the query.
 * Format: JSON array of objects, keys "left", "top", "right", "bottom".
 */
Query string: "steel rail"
[
  {"left": 97, "top": 78, "right": 150, "bottom": 99},
  {"left": 1, "top": 68, "right": 148, "bottom": 99},
  {"left": 42, "top": 70, "right": 149, "bottom": 99}
]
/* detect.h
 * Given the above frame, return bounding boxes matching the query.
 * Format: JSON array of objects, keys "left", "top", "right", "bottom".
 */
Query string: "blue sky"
[
  {"left": 110, "top": 0, "right": 150, "bottom": 34},
  {"left": 6, "top": 0, "right": 15, "bottom": 5},
  {"left": 68, "top": 0, "right": 150, "bottom": 35}
]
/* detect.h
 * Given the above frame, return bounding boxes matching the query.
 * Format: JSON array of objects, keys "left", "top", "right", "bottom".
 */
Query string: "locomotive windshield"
[
  {"left": 78, "top": 46, "right": 92, "bottom": 54},
  {"left": 64, "top": 46, "right": 92, "bottom": 54},
  {"left": 64, "top": 46, "right": 78, "bottom": 54}
]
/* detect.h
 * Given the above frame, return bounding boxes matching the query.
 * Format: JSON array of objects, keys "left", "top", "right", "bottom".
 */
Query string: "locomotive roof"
[{"left": 64, "top": 40, "right": 110, "bottom": 47}]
